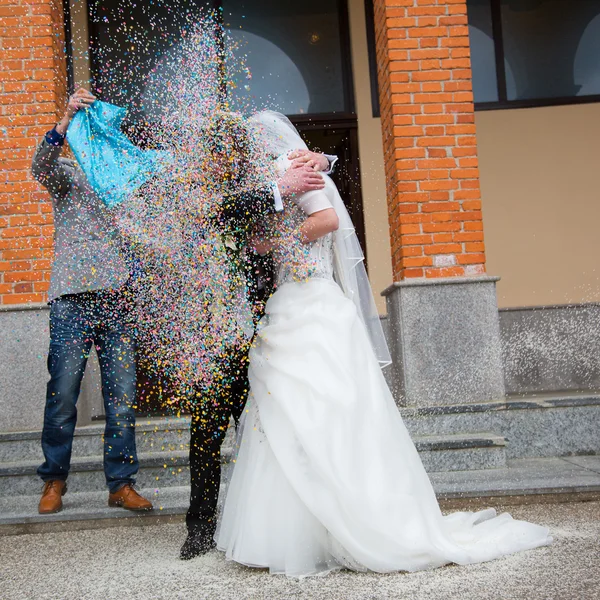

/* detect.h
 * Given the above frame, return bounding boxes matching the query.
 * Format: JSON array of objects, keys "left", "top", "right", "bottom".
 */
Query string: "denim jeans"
[{"left": 37, "top": 289, "right": 139, "bottom": 493}]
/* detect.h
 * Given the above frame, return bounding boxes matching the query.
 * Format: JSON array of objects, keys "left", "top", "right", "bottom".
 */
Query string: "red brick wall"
[
  {"left": 373, "top": 0, "right": 486, "bottom": 280},
  {"left": 0, "top": 0, "right": 67, "bottom": 305},
  {"left": 0, "top": 0, "right": 488, "bottom": 303}
]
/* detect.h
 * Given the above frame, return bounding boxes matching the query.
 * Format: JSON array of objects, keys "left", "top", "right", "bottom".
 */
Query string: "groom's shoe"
[{"left": 180, "top": 530, "right": 216, "bottom": 560}]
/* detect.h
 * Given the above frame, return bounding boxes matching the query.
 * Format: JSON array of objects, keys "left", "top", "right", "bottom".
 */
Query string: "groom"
[{"left": 180, "top": 115, "right": 335, "bottom": 559}]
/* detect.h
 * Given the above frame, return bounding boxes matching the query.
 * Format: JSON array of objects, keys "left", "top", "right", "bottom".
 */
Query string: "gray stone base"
[
  {"left": 382, "top": 276, "right": 506, "bottom": 407},
  {"left": 0, "top": 304, "right": 49, "bottom": 432},
  {"left": 401, "top": 392, "right": 600, "bottom": 460},
  {"left": 500, "top": 303, "right": 600, "bottom": 394},
  {"left": 0, "top": 304, "right": 105, "bottom": 433}
]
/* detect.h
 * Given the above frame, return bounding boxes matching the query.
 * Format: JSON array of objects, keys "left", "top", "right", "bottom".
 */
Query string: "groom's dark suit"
[{"left": 184, "top": 184, "right": 277, "bottom": 551}]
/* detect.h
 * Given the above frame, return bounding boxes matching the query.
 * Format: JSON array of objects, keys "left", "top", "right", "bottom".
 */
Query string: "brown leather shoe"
[
  {"left": 108, "top": 484, "right": 153, "bottom": 511},
  {"left": 38, "top": 480, "right": 67, "bottom": 514}
]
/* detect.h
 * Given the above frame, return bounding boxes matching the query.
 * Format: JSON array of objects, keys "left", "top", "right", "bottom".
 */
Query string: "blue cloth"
[
  {"left": 37, "top": 291, "right": 139, "bottom": 493},
  {"left": 66, "top": 100, "right": 169, "bottom": 208},
  {"left": 45, "top": 127, "right": 65, "bottom": 147}
]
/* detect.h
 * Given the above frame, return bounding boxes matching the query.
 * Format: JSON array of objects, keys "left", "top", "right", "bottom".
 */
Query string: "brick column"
[
  {"left": 374, "top": 0, "right": 505, "bottom": 407},
  {"left": 373, "top": 0, "right": 485, "bottom": 281},
  {"left": 0, "top": 0, "right": 67, "bottom": 305}
]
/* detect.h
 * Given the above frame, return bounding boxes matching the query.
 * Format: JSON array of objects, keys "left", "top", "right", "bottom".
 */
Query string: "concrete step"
[
  {"left": 0, "top": 431, "right": 506, "bottom": 496},
  {"left": 0, "top": 417, "right": 191, "bottom": 463},
  {"left": 4, "top": 391, "right": 596, "bottom": 466},
  {"left": 414, "top": 432, "right": 506, "bottom": 472},
  {"left": 2, "top": 455, "right": 599, "bottom": 536},
  {"left": 400, "top": 392, "right": 600, "bottom": 460},
  {"left": 0, "top": 450, "right": 193, "bottom": 496}
]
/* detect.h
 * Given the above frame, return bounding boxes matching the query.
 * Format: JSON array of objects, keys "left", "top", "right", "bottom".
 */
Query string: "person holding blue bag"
[{"left": 32, "top": 88, "right": 154, "bottom": 514}]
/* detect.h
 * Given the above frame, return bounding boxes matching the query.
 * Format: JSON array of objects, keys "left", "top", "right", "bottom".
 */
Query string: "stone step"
[
  {"left": 4, "top": 391, "right": 596, "bottom": 466},
  {"left": 0, "top": 432, "right": 506, "bottom": 496},
  {"left": 414, "top": 432, "right": 506, "bottom": 472},
  {"left": 400, "top": 393, "right": 600, "bottom": 460},
  {"left": 2, "top": 456, "right": 600, "bottom": 536},
  {"left": 0, "top": 417, "right": 192, "bottom": 464},
  {"left": 0, "top": 450, "right": 193, "bottom": 496}
]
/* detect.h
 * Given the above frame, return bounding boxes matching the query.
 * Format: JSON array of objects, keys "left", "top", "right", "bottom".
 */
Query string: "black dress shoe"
[{"left": 179, "top": 532, "right": 216, "bottom": 560}]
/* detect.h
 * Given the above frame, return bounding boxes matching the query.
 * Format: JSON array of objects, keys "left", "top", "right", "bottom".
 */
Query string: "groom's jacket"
[
  {"left": 32, "top": 134, "right": 130, "bottom": 301},
  {"left": 218, "top": 185, "right": 277, "bottom": 316}
]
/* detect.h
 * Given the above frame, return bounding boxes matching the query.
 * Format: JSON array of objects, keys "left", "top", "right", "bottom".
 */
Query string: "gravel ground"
[{"left": 1, "top": 501, "right": 599, "bottom": 600}]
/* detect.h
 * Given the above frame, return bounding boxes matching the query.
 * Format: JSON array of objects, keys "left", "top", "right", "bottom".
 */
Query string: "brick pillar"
[
  {"left": 0, "top": 0, "right": 67, "bottom": 305},
  {"left": 373, "top": 0, "right": 485, "bottom": 281},
  {"left": 374, "top": 0, "right": 505, "bottom": 407}
]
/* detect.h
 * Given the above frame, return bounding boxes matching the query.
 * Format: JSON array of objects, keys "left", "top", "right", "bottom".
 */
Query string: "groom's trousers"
[{"left": 186, "top": 347, "right": 249, "bottom": 537}]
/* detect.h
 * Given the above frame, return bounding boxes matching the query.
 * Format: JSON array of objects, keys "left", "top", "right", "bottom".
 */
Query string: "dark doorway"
[{"left": 84, "top": 0, "right": 364, "bottom": 415}]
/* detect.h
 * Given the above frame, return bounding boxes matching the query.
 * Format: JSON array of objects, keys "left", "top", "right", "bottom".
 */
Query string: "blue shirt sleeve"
[{"left": 45, "top": 128, "right": 65, "bottom": 147}]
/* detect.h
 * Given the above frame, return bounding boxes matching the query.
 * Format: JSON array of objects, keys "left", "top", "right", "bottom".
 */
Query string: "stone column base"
[
  {"left": 382, "top": 276, "right": 505, "bottom": 408},
  {"left": 0, "top": 304, "right": 103, "bottom": 433}
]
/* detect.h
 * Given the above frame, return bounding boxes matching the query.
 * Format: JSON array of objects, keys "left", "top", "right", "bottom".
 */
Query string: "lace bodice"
[
  {"left": 273, "top": 203, "right": 335, "bottom": 286},
  {"left": 271, "top": 155, "right": 335, "bottom": 286}
]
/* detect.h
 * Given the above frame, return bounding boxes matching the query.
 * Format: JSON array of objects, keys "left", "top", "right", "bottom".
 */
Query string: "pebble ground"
[{"left": 1, "top": 501, "right": 599, "bottom": 600}]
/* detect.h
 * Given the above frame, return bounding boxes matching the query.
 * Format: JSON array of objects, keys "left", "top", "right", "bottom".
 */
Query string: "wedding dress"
[{"left": 215, "top": 112, "right": 551, "bottom": 578}]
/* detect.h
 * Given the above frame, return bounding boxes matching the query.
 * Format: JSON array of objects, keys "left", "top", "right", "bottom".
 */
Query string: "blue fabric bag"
[{"left": 66, "top": 100, "right": 169, "bottom": 208}]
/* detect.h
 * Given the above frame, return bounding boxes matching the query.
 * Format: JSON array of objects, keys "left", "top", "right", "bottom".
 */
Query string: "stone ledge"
[
  {"left": 500, "top": 301, "right": 600, "bottom": 312},
  {"left": 414, "top": 433, "right": 506, "bottom": 451},
  {"left": 0, "top": 450, "right": 191, "bottom": 478},
  {"left": 0, "top": 416, "right": 191, "bottom": 443},
  {"left": 2, "top": 456, "right": 599, "bottom": 537},
  {"left": 381, "top": 275, "right": 501, "bottom": 296},
  {"left": 399, "top": 392, "right": 600, "bottom": 417},
  {"left": 0, "top": 303, "right": 48, "bottom": 313}
]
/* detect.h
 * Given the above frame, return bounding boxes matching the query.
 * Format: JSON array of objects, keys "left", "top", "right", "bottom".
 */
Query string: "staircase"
[
  {"left": 1, "top": 392, "right": 599, "bottom": 534},
  {"left": 0, "top": 418, "right": 191, "bottom": 496},
  {"left": 0, "top": 417, "right": 507, "bottom": 498}
]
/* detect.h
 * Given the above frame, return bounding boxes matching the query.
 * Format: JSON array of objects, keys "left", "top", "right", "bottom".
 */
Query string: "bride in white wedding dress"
[{"left": 215, "top": 111, "right": 551, "bottom": 578}]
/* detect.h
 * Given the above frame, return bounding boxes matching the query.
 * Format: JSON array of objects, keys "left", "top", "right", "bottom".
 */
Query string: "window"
[
  {"left": 222, "top": 0, "right": 353, "bottom": 115},
  {"left": 87, "top": 0, "right": 353, "bottom": 128},
  {"left": 468, "top": 0, "right": 600, "bottom": 108}
]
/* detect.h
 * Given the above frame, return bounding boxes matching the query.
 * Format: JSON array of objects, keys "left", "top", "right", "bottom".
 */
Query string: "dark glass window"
[
  {"left": 467, "top": 0, "right": 499, "bottom": 103},
  {"left": 222, "top": 0, "right": 352, "bottom": 115},
  {"left": 467, "top": 0, "right": 600, "bottom": 108},
  {"left": 88, "top": 0, "right": 352, "bottom": 129}
]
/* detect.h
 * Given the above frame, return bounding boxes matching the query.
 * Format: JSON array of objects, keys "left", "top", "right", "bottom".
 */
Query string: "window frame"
[
  {"left": 362, "top": 0, "right": 600, "bottom": 114},
  {"left": 474, "top": 0, "right": 600, "bottom": 111},
  {"left": 83, "top": 0, "right": 356, "bottom": 119},
  {"left": 63, "top": 0, "right": 75, "bottom": 94}
]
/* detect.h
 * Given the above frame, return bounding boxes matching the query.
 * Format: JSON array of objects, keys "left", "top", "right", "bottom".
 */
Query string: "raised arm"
[
  {"left": 250, "top": 184, "right": 338, "bottom": 255},
  {"left": 31, "top": 88, "right": 96, "bottom": 198},
  {"left": 31, "top": 138, "right": 72, "bottom": 198}
]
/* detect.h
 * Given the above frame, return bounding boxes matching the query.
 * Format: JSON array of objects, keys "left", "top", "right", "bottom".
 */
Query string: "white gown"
[{"left": 215, "top": 177, "right": 552, "bottom": 578}]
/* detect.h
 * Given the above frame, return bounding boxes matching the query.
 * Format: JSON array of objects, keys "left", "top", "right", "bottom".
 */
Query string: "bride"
[{"left": 215, "top": 111, "right": 551, "bottom": 577}]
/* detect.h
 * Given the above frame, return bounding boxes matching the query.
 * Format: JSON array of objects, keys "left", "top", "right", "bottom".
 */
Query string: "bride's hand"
[{"left": 288, "top": 149, "right": 329, "bottom": 172}]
